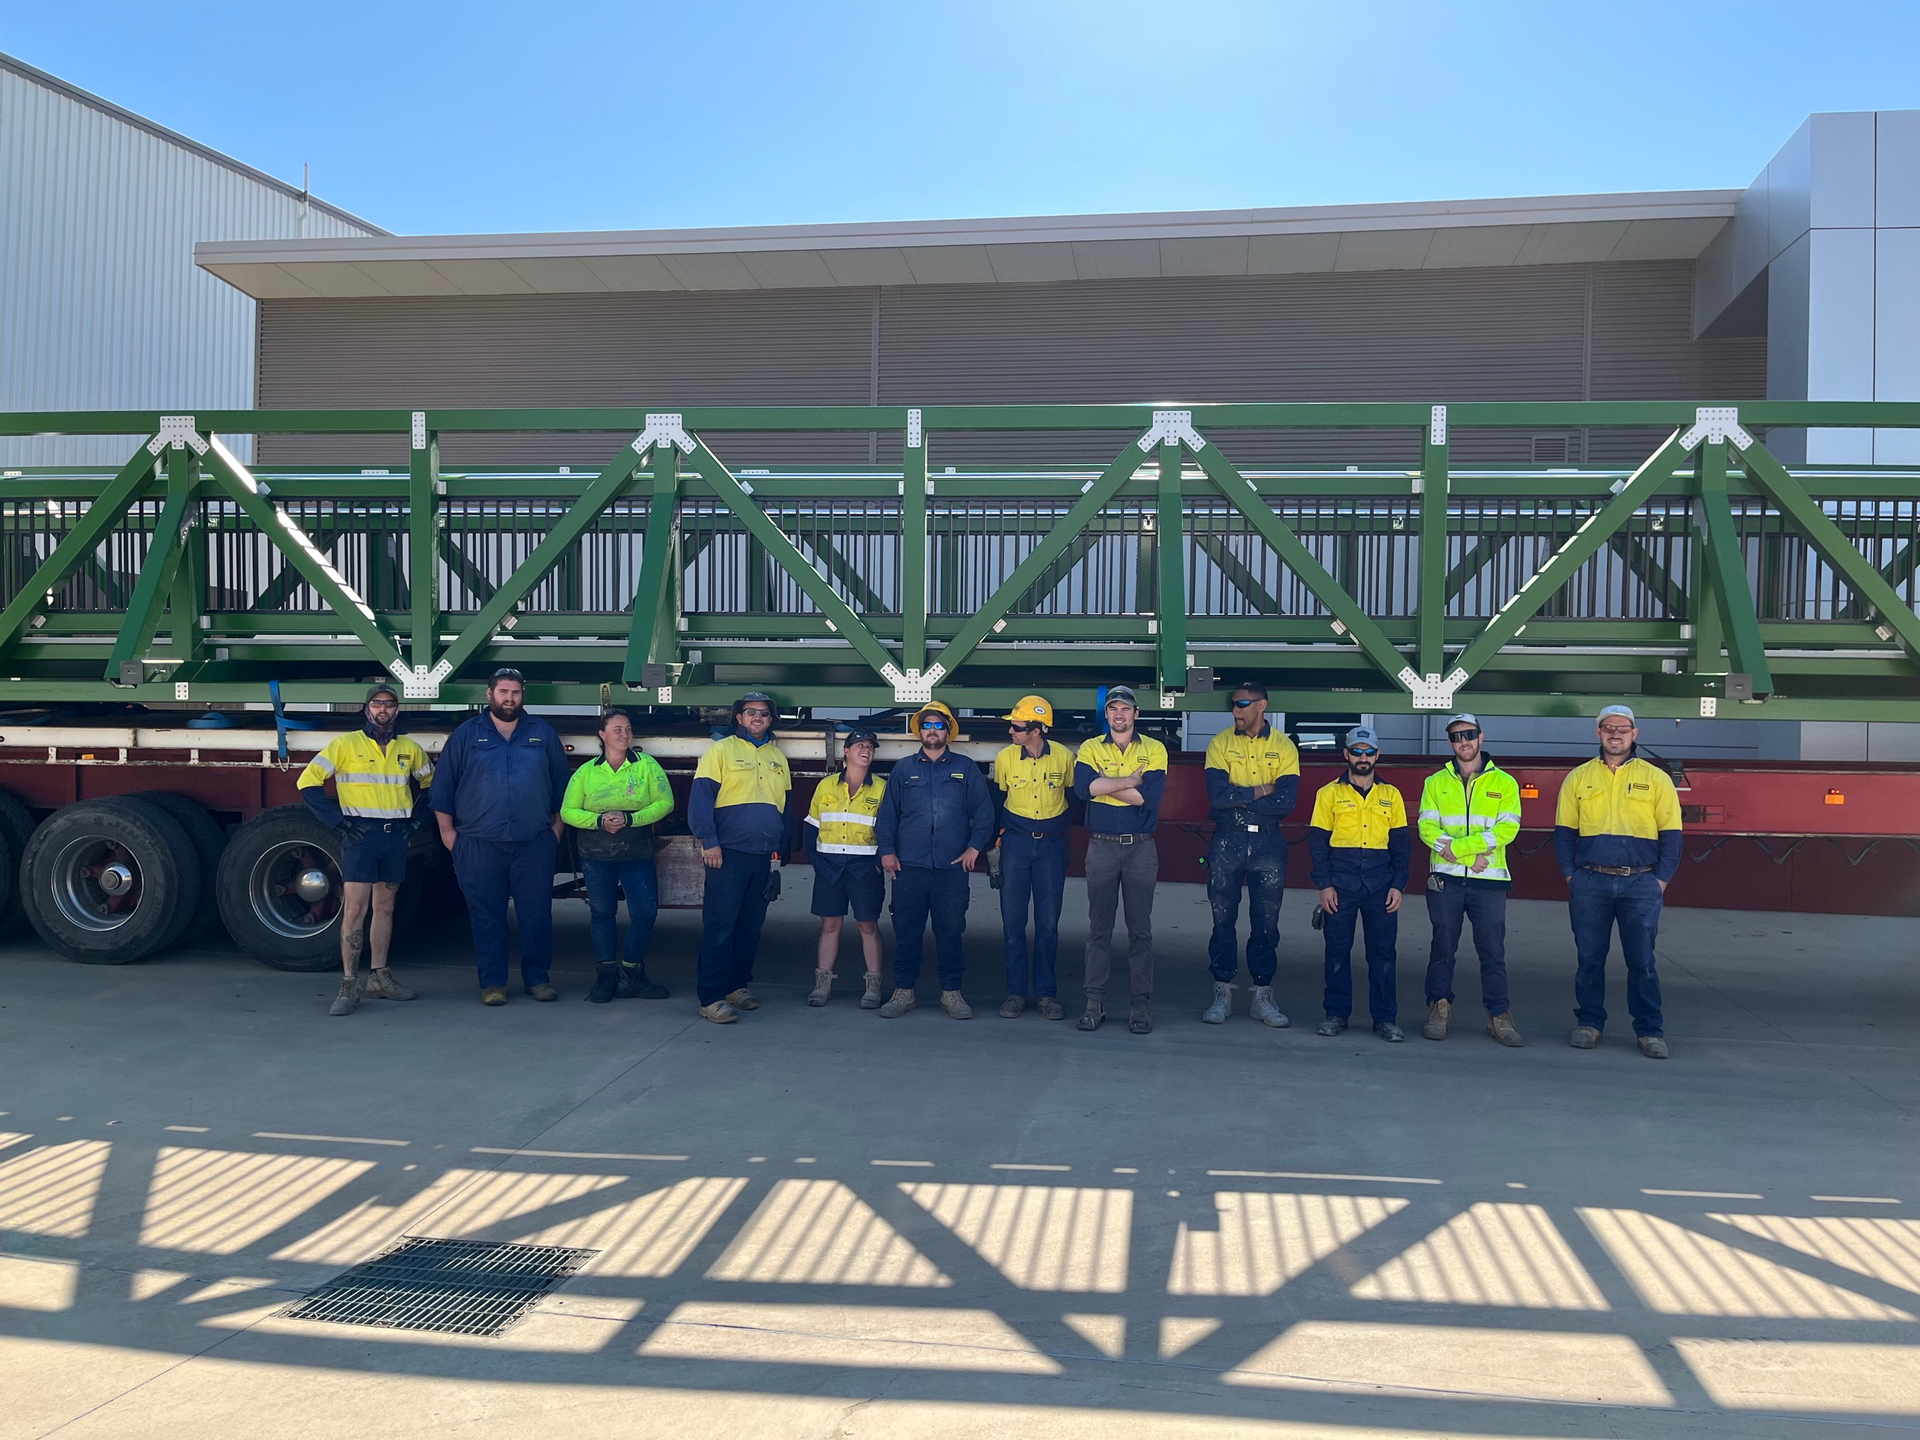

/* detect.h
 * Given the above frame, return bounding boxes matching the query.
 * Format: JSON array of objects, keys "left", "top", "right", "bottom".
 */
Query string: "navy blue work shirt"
[
  {"left": 875, "top": 748, "right": 994, "bottom": 869},
  {"left": 429, "top": 709, "right": 571, "bottom": 843}
]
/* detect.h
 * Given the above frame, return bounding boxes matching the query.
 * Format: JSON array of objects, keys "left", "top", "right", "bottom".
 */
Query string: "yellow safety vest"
[{"left": 806, "top": 772, "right": 885, "bottom": 855}]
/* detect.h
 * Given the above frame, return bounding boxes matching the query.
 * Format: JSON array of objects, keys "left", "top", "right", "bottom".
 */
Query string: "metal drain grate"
[{"left": 282, "top": 1236, "right": 597, "bottom": 1337}]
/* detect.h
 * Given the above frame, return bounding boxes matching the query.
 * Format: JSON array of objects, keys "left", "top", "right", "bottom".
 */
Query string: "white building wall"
[{"left": 0, "top": 58, "right": 380, "bottom": 467}]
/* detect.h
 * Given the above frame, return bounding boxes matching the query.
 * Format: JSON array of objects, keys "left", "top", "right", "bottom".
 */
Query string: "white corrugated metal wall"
[{"left": 0, "top": 59, "right": 381, "bottom": 466}]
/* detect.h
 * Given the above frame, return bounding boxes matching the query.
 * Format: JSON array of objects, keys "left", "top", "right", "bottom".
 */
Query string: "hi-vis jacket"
[
  {"left": 689, "top": 730, "right": 793, "bottom": 855},
  {"left": 299, "top": 726, "right": 435, "bottom": 825},
  {"left": 1307, "top": 776, "right": 1411, "bottom": 892},
  {"left": 1553, "top": 753, "right": 1683, "bottom": 882},
  {"left": 1418, "top": 758, "right": 1522, "bottom": 884},
  {"left": 806, "top": 771, "right": 886, "bottom": 857}
]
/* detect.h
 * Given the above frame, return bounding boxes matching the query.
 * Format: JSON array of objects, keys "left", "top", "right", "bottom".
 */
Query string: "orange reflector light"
[
  {"left": 1825, "top": 789, "right": 1846, "bottom": 805},
  {"left": 1520, "top": 784, "right": 1540, "bottom": 799}
]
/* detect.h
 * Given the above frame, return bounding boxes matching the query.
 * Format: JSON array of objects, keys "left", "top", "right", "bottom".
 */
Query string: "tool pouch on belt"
[
  {"left": 576, "top": 819, "right": 656, "bottom": 863},
  {"left": 1427, "top": 872, "right": 1446, "bottom": 892}
]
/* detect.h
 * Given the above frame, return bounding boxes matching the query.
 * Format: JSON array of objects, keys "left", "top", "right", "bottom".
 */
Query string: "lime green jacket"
[
  {"left": 562, "top": 753, "right": 674, "bottom": 831},
  {"left": 1417, "top": 759, "right": 1522, "bottom": 882}
]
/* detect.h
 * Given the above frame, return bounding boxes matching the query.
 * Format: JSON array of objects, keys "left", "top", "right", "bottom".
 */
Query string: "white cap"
[
  {"left": 1444, "top": 712, "right": 1479, "bottom": 731},
  {"left": 1597, "top": 704, "right": 1636, "bottom": 724}
]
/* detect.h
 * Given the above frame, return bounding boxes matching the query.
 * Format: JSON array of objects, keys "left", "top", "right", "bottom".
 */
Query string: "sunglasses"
[
  {"left": 1231, "top": 697, "right": 1261, "bottom": 708},
  {"left": 739, "top": 707, "right": 773, "bottom": 719},
  {"left": 1347, "top": 747, "right": 1379, "bottom": 758},
  {"left": 1598, "top": 725, "right": 1635, "bottom": 737},
  {"left": 1009, "top": 721, "right": 1042, "bottom": 732},
  {"left": 1447, "top": 728, "right": 1481, "bottom": 741},
  {"left": 920, "top": 718, "right": 949, "bottom": 730},
  {"left": 490, "top": 667, "right": 525, "bottom": 683}
]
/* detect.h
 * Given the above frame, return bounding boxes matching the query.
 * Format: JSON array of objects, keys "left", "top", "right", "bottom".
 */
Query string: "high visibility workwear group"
[{"left": 298, "top": 672, "right": 1682, "bottom": 1059}]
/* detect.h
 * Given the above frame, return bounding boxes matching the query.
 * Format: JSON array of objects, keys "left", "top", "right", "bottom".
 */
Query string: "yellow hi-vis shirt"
[
  {"left": 1203, "top": 725, "right": 1300, "bottom": 790},
  {"left": 1554, "top": 755, "right": 1682, "bottom": 875},
  {"left": 1076, "top": 733, "right": 1169, "bottom": 808},
  {"left": 806, "top": 771, "right": 886, "bottom": 855},
  {"left": 993, "top": 740, "right": 1074, "bottom": 822},
  {"left": 297, "top": 730, "right": 434, "bottom": 819},
  {"left": 1308, "top": 776, "right": 1409, "bottom": 849}
]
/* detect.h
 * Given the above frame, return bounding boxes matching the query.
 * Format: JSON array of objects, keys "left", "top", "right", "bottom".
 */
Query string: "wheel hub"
[
  {"left": 97, "top": 862, "right": 135, "bottom": 896},
  {"left": 294, "top": 868, "right": 332, "bottom": 903}
]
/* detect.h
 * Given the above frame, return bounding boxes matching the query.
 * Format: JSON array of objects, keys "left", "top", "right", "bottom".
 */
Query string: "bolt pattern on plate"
[{"left": 281, "top": 1236, "right": 597, "bottom": 1337}]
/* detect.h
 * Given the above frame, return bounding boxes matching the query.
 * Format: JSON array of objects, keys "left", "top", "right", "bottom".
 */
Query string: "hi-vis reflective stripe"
[
  {"left": 336, "top": 772, "right": 410, "bottom": 786},
  {"left": 813, "top": 840, "right": 879, "bottom": 855},
  {"left": 819, "top": 812, "right": 876, "bottom": 827}
]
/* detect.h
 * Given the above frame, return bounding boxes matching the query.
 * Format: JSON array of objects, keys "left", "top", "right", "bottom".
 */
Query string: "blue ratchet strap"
[{"left": 269, "top": 679, "right": 288, "bottom": 761}]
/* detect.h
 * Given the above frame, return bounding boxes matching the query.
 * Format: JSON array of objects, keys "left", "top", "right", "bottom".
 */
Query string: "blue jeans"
[
  {"left": 583, "top": 856, "right": 659, "bottom": 969},
  {"left": 1206, "top": 829, "right": 1287, "bottom": 985},
  {"left": 1321, "top": 883, "right": 1398, "bottom": 1025},
  {"left": 1568, "top": 868, "right": 1664, "bottom": 1037},
  {"left": 892, "top": 865, "right": 969, "bottom": 991},
  {"left": 697, "top": 850, "right": 772, "bottom": 1006},
  {"left": 999, "top": 830, "right": 1065, "bottom": 998},
  {"left": 452, "top": 831, "right": 558, "bottom": 990},
  {"left": 1424, "top": 877, "right": 1510, "bottom": 1015}
]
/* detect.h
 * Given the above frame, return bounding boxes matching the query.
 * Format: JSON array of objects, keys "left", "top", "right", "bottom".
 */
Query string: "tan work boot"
[
  {"left": 365, "top": 968, "right": 415, "bottom": 1001},
  {"left": 1248, "top": 986, "right": 1289, "bottom": 1029},
  {"left": 1570, "top": 1025, "right": 1601, "bottom": 1049},
  {"left": 1423, "top": 999, "right": 1451, "bottom": 1040},
  {"left": 878, "top": 987, "right": 916, "bottom": 1018},
  {"left": 1037, "top": 997, "right": 1065, "bottom": 1020},
  {"left": 940, "top": 990, "right": 973, "bottom": 1020},
  {"left": 999, "top": 995, "right": 1025, "bottom": 1018},
  {"left": 479, "top": 987, "right": 507, "bottom": 1006},
  {"left": 724, "top": 987, "right": 761, "bottom": 1011},
  {"left": 807, "top": 970, "right": 834, "bottom": 1007},
  {"left": 328, "top": 977, "right": 359, "bottom": 1016},
  {"left": 698, "top": 1000, "right": 740, "bottom": 1024},
  {"left": 1637, "top": 1035, "right": 1670, "bottom": 1059},
  {"left": 1487, "top": 1012, "right": 1525, "bottom": 1047},
  {"left": 860, "top": 973, "right": 884, "bottom": 1009}
]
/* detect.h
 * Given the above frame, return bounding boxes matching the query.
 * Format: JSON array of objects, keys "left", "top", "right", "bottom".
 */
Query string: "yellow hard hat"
[
  {"left": 912, "top": 700, "right": 959, "bottom": 732},
  {"left": 1003, "top": 695, "right": 1054, "bottom": 726}
]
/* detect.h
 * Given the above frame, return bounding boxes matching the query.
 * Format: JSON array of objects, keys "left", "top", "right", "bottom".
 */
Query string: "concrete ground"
[{"left": 0, "top": 872, "right": 1916, "bottom": 1439}]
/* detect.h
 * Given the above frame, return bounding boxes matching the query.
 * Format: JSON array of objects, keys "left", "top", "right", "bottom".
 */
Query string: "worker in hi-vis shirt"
[
  {"left": 991, "top": 695, "right": 1074, "bottom": 1021},
  {"left": 1307, "top": 726, "right": 1411, "bottom": 1043},
  {"left": 1553, "top": 704, "right": 1682, "bottom": 1060}
]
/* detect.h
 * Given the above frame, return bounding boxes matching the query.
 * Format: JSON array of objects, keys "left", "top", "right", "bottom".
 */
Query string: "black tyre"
[
  {"left": 19, "top": 797, "right": 202, "bottom": 964},
  {"left": 0, "top": 789, "right": 32, "bottom": 933},
  {"left": 215, "top": 806, "right": 343, "bottom": 970},
  {"left": 133, "top": 792, "right": 228, "bottom": 944}
]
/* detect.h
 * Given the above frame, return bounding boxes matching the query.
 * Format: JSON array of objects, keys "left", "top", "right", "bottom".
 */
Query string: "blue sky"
[{"left": 7, "top": 1, "right": 1917, "bottom": 235}]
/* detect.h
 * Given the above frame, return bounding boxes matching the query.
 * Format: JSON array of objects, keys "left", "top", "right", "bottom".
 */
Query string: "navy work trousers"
[
  {"left": 1321, "top": 883, "right": 1398, "bottom": 1026},
  {"left": 892, "top": 865, "right": 969, "bottom": 992},
  {"left": 1424, "top": 876, "right": 1510, "bottom": 1016},
  {"left": 697, "top": 850, "right": 772, "bottom": 1006},
  {"left": 999, "top": 829, "right": 1066, "bottom": 999},
  {"left": 583, "top": 856, "right": 659, "bottom": 970},
  {"left": 453, "top": 831, "right": 558, "bottom": 990},
  {"left": 1568, "top": 868, "right": 1664, "bottom": 1037},
  {"left": 1206, "top": 828, "right": 1287, "bottom": 986}
]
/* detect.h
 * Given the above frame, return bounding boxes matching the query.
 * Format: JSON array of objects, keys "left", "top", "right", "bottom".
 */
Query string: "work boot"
[
  {"left": 1487, "top": 1012, "right": 1525, "bottom": 1047},
  {"left": 698, "top": 1000, "right": 739, "bottom": 1024},
  {"left": 940, "top": 990, "right": 973, "bottom": 1020},
  {"left": 724, "top": 987, "right": 761, "bottom": 1011},
  {"left": 1037, "top": 997, "right": 1064, "bottom": 1021},
  {"left": 480, "top": 987, "right": 508, "bottom": 1006},
  {"left": 1637, "top": 1035, "right": 1670, "bottom": 1060},
  {"left": 807, "top": 970, "right": 835, "bottom": 1007},
  {"left": 525, "top": 983, "right": 559, "bottom": 1002},
  {"left": 1078, "top": 1000, "right": 1104, "bottom": 1031},
  {"left": 1374, "top": 1022, "right": 1406, "bottom": 1043},
  {"left": 364, "top": 968, "right": 414, "bottom": 1001},
  {"left": 1129, "top": 1007, "right": 1152, "bottom": 1034},
  {"left": 1249, "top": 986, "right": 1289, "bottom": 1029},
  {"left": 585, "top": 963, "right": 620, "bottom": 1004},
  {"left": 1423, "top": 999, "right": 1451, "bottom": 1041},
  {"left": 878, "top": 987, "right": 916, "bottom": 1018},
  {"left": 328, "top": 978, "right": 359, "bottom": 1016},
  {"left": 617, "top": 964, "right": 668, "bottom": 1000},
  {"left": 1570, "top": 1025, "right": 1601, "bottom": 1049},
  {"left": 999, "top": 995, "right": 1025, "bottom": 1018},
  {"left": 859, "top": 973, "right": 884, "bottom": 1009},
  {"left": 1200, "top": 981, "right": 1234, "bottom": 1024},
  {"left": 1315, "top": 1015, "right": 1348, "bottom": 1037}
]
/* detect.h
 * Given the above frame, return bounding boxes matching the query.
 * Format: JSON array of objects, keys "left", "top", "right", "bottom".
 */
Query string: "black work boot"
[
  {"left": 617, "top": 963, "right": 669, "bottom": 999},
  {"left": 585, "top": 963, "right": 620, "bottom": 1004}
]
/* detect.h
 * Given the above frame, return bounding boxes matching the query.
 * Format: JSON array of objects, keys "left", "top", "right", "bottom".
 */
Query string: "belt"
[
  {"left": 346, "top": 820, "right": 406, "bottom": 834},
  {"left": 1228, "top": 821, "right": 1282, "bottom": 834},
  {"left": 1015, "top": 829, "right": 1060, "bottom": 842},
  {"left": 1581, "top": 863, "right": 1652, "bottom": 876},
  {"left": 1089, "top": 831, "right": 1149, "bottom": 845}
]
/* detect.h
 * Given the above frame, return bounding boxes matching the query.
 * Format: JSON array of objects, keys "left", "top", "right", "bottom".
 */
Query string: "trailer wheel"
[
  {"left": 19, "top": 797, "right": 202, "bottom": 963},
  {"left": 133, "top": 793, "right": 228, "bottom": 945},
  {"left": 0, "top": 789, "right": 33, "bottom": 933},
  {"left": 216, "top": 806, "right": 343, "bottom": 971}
]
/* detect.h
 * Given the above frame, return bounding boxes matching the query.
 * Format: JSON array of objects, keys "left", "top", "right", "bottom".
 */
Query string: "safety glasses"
[
  {"left": 1009, "top": 722, "right": 1042, "bottom": 732},
  {"left": 490, "top": 667, "right": 525, "bottom": 683},
  {"left": 920, "top": 718, "right": 949, "bottom": 731},
  {"left": 738, "top": 707, "right": 773, "bottom": 719},
  {"left": 1346, "top": 747, "right": 1379, "bottom": 759},
  {"left": 1231, "top": 697, "right": 1260, "bottom": 708},
  {"left": 1598, "top": 725, "right": 1635, "bottom": 737},
  {"left": 1447, "top": 728, "right": 1481, "bottom": 742}
]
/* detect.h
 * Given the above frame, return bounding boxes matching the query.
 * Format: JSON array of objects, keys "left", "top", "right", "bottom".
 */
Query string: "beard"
[
  {"left": 489, "top": 698, "right": 523, "bottom": 722},
  {"left": 921, "top": 735, "right": 948, "bottom": 755},
  {"left": 1348, "top": 760, "right": 1376, "bottom": 778}
]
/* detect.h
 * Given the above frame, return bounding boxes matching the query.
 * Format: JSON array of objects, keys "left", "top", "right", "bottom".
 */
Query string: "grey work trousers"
[{"left": 1083, "top": 834, "right": 1157, "bottom": 1005}]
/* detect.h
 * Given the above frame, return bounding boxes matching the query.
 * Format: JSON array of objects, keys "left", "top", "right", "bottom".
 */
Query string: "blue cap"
[{"left": 1345, "top": 725, "right": 1380, "bottom": 749}]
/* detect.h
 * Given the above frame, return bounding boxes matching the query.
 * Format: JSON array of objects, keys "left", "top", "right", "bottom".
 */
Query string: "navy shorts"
[
  {"left": 810, "top": 854, "right": 884, "bottom": 922},
  {"left": 340, "top": 825, "right": 410, "bottom": 884}
]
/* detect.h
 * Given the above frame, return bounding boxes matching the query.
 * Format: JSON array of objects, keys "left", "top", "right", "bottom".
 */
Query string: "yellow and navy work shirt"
[
  {"left": 1072, "top": 731, "right": 1169, "bottom": 836},
  {"left": 298, "top": 728, "right": 434, "bottom": 821},
  {"left": 689, "top": 730, "right": 792, "bottom": 856},
  {"left": 993, "top": 739, "right": 1074, "bottom": 836},
  {"left": 1553, "top": 754, "right": 1683, "bottom": 882},
  {"left": 1306, "top": 776, "right": 1411, "bottom": 892},
  {"left": 806, "top": 771, "right": 886, "bottom": 857},
  {"left": 1203, "top": 723, "right": 1301, "bottom": 829}
]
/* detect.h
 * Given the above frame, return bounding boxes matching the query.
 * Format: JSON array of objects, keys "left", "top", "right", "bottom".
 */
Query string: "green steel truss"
[{"left": 3, "top": 401, "right": 1920, "bottom": 720}]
